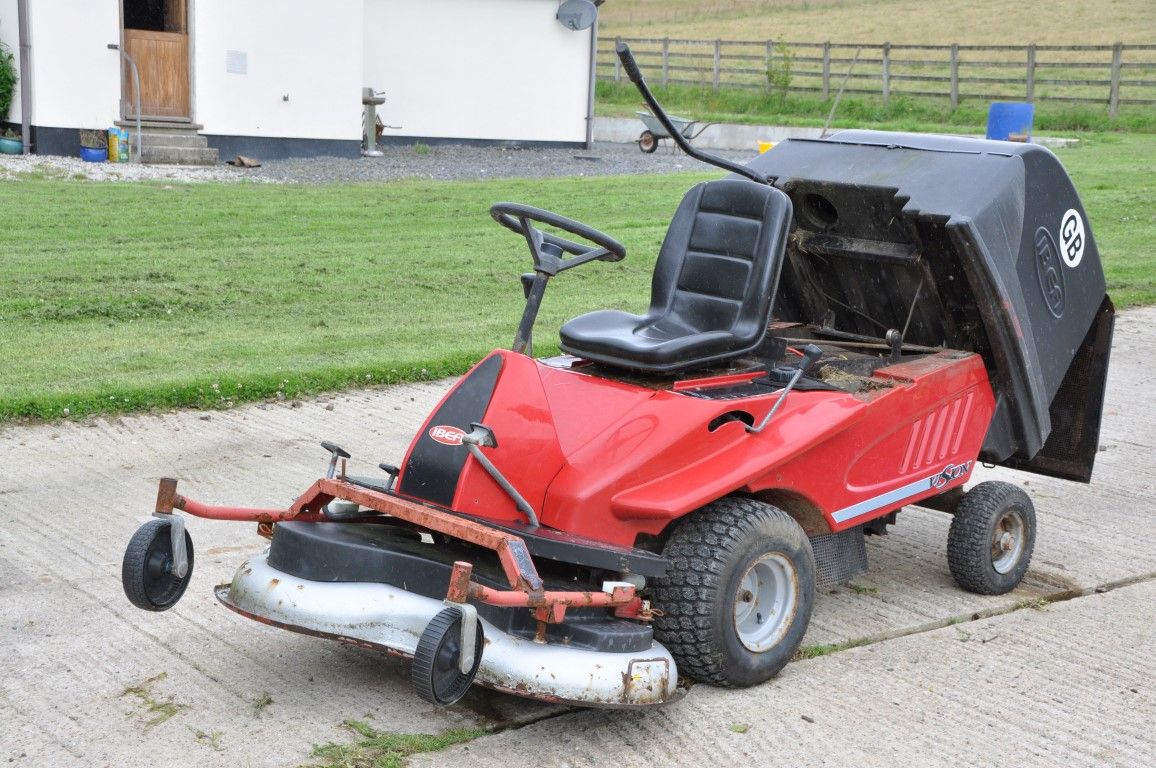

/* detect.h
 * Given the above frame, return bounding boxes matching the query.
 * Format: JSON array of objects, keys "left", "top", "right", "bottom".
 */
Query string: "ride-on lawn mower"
[{"left": 122, "top": 44, "right": 1113, "bottom": 708}]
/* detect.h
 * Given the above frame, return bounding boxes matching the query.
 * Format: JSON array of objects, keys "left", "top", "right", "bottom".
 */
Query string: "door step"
[
  {"left": 115, "top": 121, "right": 219, "bottom": 166},
  {"left": 139, "top": 146, "right": 221, "bottom": 165}
]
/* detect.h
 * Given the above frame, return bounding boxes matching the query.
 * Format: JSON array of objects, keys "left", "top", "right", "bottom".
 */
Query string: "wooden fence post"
[
  {"left": 661, "top": 37, "right": 670, "bottom": 86},
  {"left": 882, "top": 42, "right": 891, "bottom": 106},
  {"left": 822, "top": 42, "right": 831, "bottom": 99},
  {"left": 1026, "top": 44, "right": 1036, "bottom": 101},
  {"left": 765, "top": 40, "right": 772, "bottom": 94},
  {"left": 949, "top": 44, "right": 959, "bottom": 109},
  {"left": 614, "top": 36, "right": 622, "bottom": 83},
  {"left": 1109, "top": 42, "right": 1123, "bottom": 118},
  {"left": 713, "top": 39, "right": 722, "bottom": 89}
]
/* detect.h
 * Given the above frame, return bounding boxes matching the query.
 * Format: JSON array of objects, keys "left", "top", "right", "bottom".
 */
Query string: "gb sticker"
[{"left": 1060, "top": 209, "right": 1085, "bottom": 268}]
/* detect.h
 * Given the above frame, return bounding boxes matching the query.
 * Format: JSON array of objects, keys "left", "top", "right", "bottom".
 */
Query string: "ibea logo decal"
[
  {"left": 931, "top": 461, "right": 973, "bottom": 489},
  {"left": 1060, "top": 209, "right": 1085, "bottom": 268},
  {"left": 428, "top": 425, "right": 466, "bottom": 446}
]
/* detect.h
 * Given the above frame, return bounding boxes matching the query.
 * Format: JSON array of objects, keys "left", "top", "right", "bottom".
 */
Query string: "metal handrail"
[{"left": 107, "top": 43, "right": 142, "bottom": 163}]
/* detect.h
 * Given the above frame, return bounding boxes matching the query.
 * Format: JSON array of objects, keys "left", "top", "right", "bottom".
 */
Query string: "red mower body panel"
[{"left": 395, "top": 347, "right": 995, "bottom": 549}]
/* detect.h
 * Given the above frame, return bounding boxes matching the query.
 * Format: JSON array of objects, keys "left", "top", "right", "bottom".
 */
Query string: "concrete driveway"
[{"left": 2, "top": 308, "right": 1153, "bottom": 767}]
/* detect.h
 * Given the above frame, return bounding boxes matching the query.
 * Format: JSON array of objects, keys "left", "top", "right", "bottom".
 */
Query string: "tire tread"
[
  {"left": 121, "top": 518, "right": 193, "bottom": 611},
  {"left": 651, "top": 496, "right": 813, "bottom": 687},
  {"left": 410, "top": 607, "right": 482, "bottom": 706},
  {"left": 947, "top": 481, "right": 1036, "bottom": 595}
]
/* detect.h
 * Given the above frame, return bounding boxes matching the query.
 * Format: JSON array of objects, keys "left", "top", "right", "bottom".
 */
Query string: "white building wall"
[
  {"left": 6, "top": 1, "right": 592, "bottom": 148},
  {"left": 193, "top": 0, "right": 363, "bottom": 140},
  {"left": 363, "top": 0, "right": 593, "bottom": 144},
  {"left": 16, "top": 0, "right": 122, "bottom": 129}
]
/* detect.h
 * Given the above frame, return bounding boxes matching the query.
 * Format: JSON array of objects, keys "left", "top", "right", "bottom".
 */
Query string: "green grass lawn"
[
  {"left": 1, "top": 133, "right": 1152, "bottom": 422},
  {"left": 0, "top": 173, "right": 710, "bottom": 421}
]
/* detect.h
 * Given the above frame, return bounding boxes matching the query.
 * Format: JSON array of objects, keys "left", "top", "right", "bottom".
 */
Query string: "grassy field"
[
  {"left": 596, "top": 82, "right": 1156, "bottom": 134},
  {"left": 600, "top": 0, "right": 1156, "bottom": 45},
  {"left": 1, "top": 134, "right": 1152, "bottom": 422},
  {"left": 596, "top": 0, "right": 1156, "bottom": 132}
]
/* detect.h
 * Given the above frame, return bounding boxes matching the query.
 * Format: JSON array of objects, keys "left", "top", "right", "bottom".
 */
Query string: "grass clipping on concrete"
[
  {"left": 1, "top": 134, "right": 1152, "bottom": 423},
  {"left": 305, "top": 720, "right": 484, "bottom": 768}
]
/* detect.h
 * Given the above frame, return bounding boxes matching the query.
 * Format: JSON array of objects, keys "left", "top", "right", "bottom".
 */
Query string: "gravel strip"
[
  {"left": 251, "top": 141, "right": 758, "bottom": 183},
  {"left": 0, "top": 152, "right": 254, "bottom": 183},
  {"left": 0, "top": 141, "right": 757, "bottom": 185}
]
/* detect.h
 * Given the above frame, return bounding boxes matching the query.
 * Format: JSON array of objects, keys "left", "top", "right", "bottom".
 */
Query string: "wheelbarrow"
[{"left": 635, "top": 110, "right": 714, "bottom": 153}]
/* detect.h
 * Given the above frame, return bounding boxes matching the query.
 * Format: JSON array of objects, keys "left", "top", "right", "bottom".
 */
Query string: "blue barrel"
[{"left": 986, "top": 102, "right": 1034, "bottom": 141}]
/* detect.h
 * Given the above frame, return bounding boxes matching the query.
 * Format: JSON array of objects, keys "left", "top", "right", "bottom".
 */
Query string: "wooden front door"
[{"left": 122, "top": 0, "right": 189, "bottom": 119}]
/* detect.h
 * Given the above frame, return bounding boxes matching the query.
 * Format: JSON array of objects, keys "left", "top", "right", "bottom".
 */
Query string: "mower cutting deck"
[{"left": 122, "top": 44, "right": 1113, "bottom": 709}]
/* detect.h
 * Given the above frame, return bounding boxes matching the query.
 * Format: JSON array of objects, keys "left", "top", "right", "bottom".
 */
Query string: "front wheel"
[
  {"left": 947, "top": 481, "right": 1036, "bottom": 595},
  {"left": 638, "top": 130, "right": 658, "bottom": 153},
  {"left": 122, "top": 518, "right": 194, "bottom": 611},
  {"left": 411, "top": 607, "right": 484, "bottom": 706},
  {"left": 651, "top": 497, "right": 815, "bottom": 687}
]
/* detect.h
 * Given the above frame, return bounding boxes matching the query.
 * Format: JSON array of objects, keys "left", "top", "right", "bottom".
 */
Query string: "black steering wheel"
[{"left": 490, "top": 202, "right": 626, "bottom": 275}]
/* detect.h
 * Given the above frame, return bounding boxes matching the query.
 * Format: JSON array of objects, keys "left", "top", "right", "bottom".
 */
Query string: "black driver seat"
[{"left": 559, "top": 179, "right": 793, "bottom": 372}]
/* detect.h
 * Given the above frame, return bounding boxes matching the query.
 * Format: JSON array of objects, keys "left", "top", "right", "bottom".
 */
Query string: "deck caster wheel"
[
  {"left": 948, "top": 481, "right": 1036, "bottom": 595},
  {"left": 651, "top": 497, "right": 815, "bottom": 687},
  {"left": 638, "top": 130, "right": 658, "bottom": 153},
  {"left": 122, "top": 518, "right": 194, "bottom": 611},
  {"left": 411, "top": 607, "right": 484, "bottom": 706}
]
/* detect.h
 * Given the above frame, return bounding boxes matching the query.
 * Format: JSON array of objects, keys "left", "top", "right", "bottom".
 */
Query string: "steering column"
[{"left": 490, "top": 202, "right": 626, "bottom": 355}]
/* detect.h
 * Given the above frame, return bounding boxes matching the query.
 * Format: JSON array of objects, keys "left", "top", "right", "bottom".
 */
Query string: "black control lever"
[
  {"left": 798, "top": 343, "right": 824, "bottom": 375},
  {"left": 886, "top": 329, "right": 903, "bottom": 361},
  {"left": 319, "top": 441, "right": 353, "bottom": 518},
  {"left": 748, "top": 344, "right": 823, "bottom": 435},
  {"left": 321, "top": 441, "right": 351, "bottom": 479},
  {"left": 616, "top": 42, "right": 769, "bottom": 186},
  {"left": 379, "top": 462, "right": 400, "bottom": 491}
]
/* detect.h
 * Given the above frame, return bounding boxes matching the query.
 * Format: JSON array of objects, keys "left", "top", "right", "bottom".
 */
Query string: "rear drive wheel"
[
  {"left": 122, "top": 518, "right": 194, "bottom": 611},
  {"left": 651, "top": 497, "right": 815, "bottom": 687},
  {"left": 411, "top": 607, "right": 484, "bottom": 706},
  {"left": 638, "top": 130, "right": 658, "bottom": 153},
  {"left": 947, "top": 481, "right": 1036, "bottom": 595}
]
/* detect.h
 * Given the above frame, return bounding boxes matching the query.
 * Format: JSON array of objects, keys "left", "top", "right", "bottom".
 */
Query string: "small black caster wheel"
[
  {"left": 122, "top": 518, "right": 194, "bottom": 611},
  {"left": 638, "top": 130, "right": 658, "bottom": 153},
  {"left": 411, "top": 607, "right": 484, "bottom": 706}
]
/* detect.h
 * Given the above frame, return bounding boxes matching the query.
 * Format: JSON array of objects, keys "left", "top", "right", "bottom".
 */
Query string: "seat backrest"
[{"left": 648, "top": 179, "right": 792, "bottom": 345}]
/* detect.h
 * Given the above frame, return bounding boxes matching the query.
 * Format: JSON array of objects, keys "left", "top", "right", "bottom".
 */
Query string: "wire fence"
[{"left": 598, "top": 37, "right": 1156, "bottom": 115}]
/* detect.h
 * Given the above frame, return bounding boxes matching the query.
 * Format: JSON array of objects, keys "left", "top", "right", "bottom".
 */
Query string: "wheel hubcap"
[
  {"left": 991, "top": 509, "right": 1026, "bottom": 574},
  {"left": 432, "top": 631, "right": 463, "bottom": 699},
  {"left": 733, "top": 553, "right": 798, "bottom": 652},
  {"left": 146, "top": 550, "right": 172, "bottom": 580}
]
